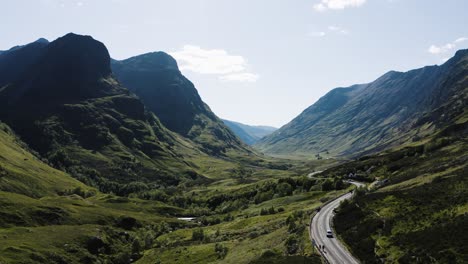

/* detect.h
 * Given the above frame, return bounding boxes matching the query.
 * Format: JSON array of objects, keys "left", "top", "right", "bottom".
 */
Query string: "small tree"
[
  {"left": 285, "top": 234, "right": 299, "bottom": 254},
  {"left": 132, "top": 238, "right": 141, "bottom": 254},
  {"left": 321, "top": 179, "right": 334, "bottom": 191},
  {"left": 268, "top": 206, "right": 276, "bottom": 214},
  {"left": 0, "top": 165, "right": 7, "bottom": 178},
  {"left": 215, "top": 243, "right": 228, "bottom": 259},
  {"left": 144, "top": 233, "right": 154, "bottom": 249},
  {"left": 192, "top": 228, "right": 205, "bottom": 241},
  {"left": 288, "top": 220, "right": 297, "bottom": 233}
]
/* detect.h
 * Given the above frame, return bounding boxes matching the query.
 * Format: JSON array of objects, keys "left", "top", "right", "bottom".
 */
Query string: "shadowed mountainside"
[
  {"left": 0, "top": 33, "right": 203, "bottom": 188},
  {"left": 112, "top": 53, "right": 250, "bottom": 155}
]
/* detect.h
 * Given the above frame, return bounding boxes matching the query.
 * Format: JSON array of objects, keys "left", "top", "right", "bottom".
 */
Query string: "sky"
[{"left": 1, "top": 0, "right": 468, "bottom": 127}]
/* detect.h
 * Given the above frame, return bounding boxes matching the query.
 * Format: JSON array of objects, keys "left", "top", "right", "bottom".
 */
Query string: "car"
[{"left": 326, "top": 229, "right": 333, "bottom": 238}]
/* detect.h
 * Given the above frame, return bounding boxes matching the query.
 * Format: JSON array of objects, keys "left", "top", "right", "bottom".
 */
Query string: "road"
[{"left": 310, "top": 181, "right": 364, "bottom": 264}]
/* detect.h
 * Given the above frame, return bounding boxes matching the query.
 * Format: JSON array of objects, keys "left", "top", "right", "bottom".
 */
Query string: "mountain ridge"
[
  {"left": 112, "top": 52, "right": 250, "bottom": 155},
  {"left": 222, "top": 119, "right": 277, "bottom": 145},
  {"left": 256, "top": 49, "right": 468, "bottom": 157},
  {"left": 0, "top": 33, "right": 202, "bottom": 189}
]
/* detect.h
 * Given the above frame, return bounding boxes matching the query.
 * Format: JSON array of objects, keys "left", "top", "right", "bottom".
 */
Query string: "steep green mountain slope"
[
  {"left": 0, "top": 122, "right": 91, "bottom": 198},
  {"left": 330, "top": 117, "right": 468, "bottom": 263},
  {"left": 222, "top": 119, "right": 277, "bottom": 145},
  {"left": 256, "top": 49, "right": 468, "bottom": 158},
  {"left": 0, "top": 121, "right": 193, "bottom": 263},
  {"left": 111, "top": 52, "right": 250, "bottom": 155},
  {"left": 0, "top": 33, "right": 201, "bottom": 189}
]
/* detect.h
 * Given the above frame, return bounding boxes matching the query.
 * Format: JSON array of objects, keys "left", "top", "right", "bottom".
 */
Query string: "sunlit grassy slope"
[
  {"left": 0, "top": 120, "right": 339, "bottom": 263},
  {"left": 0, "top": 121, "right": 192, "bottom": 263},
  {"left": 332, "top": 117, "right": 468, "bottom": 263},
  {"left": 0, "top": 122, "right": 92, "bottom": 197}
]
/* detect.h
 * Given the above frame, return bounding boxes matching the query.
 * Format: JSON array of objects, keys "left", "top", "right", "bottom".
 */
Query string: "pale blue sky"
[{"left": 1, "top": 0, "right": 467, "bottom": 127}]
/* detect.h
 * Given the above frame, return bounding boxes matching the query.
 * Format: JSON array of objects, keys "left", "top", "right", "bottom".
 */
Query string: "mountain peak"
[
  {"left": 0, "top": 33, "right": 120, "bottom": 113},
  {"left": 45, "top": 33, "right": 111, "bottom": 78},
  {"left": 454, "top": 48, "right": 468, "bottom": 56},
  {"left": 34, "top": 38, "right": 49, "bottom": 44},
  {"left": 114, "top": 51, "right": 179, "bottom": 71},
  {"left": 450, "top": 48, "right": 468, "bottom": 63}
]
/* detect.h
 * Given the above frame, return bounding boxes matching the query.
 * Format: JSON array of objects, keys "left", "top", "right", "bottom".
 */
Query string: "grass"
[
  {"left": 0, "top": 120, "right": 337, "bottom": 263},
  {"left": 0, "top": 123, "right": 92, "bottom": 198},
  {"left": 333, "top": 130, "right": 468, "bottom": 263}
]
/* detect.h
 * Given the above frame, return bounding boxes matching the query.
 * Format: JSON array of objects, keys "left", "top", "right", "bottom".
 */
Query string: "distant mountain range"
[
  {"left": 256, "top": 50, "right": 468, "bottom": 157},
  {"left": 222, "top": 119, "right": 277, "bottom": 145}
]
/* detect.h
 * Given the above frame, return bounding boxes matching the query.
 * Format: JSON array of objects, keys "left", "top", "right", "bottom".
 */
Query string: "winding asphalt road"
[{"left": 310, "top": 181, "right": 364, "bottom": 264}]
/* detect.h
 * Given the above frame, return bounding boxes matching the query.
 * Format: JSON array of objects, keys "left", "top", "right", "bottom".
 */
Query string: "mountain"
[
  {"left": 222, "top": 119, "right": 277, "bottom": 145},
  {"left": 111, "top": 52, "right": 249, "bottom": 155},
  {"left": 0, "top": 38, "right": 49, "bottom": 87},
  {"left": 0, "top": 34, "right": 305, "bottom": 264},
  {"left": 0, "top": 33, "right": 202, "bottom": 190},
  {"left": 256, "top": 49, "right": 468, "bottom": 157}
]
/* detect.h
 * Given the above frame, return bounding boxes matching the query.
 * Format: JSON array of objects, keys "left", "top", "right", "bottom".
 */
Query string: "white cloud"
[
  {"left": 219, "top": 73, "right": 259, "bottom": 83},
  {"left": 170, "top": 45, "right": 258, "bottom": 82},
  {"left": 328, "top": 25, "right": 349, "bottom": 35},
  {"left": 309, "top": 31, "right": 326, "bottom": 37},
  {"left": 314, "top": 3, "right": 327, "bottom": 11},
  {"left": 40, "top": 0, "right": 84, "bottom": 8},
  {"left": 454, "top": 37, "right": 468, "bottom": 43},
  {"left": 313, "top": 0, "right": 366, "bottom": 11},
  {"left": 428, "top": 37, "right": 467, "bottom": 55},
  {"left": 308, "top": 26, "right": 349, "bottom": 38}
]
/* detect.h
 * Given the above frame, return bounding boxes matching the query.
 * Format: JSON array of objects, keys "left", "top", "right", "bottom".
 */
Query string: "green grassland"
[
  {"left": 0, "top": 122, "right": 192, "bottom": 263},
  {"left": 0, "top": 121, "right": 343, "bottom": 263},
  {"left": 3, "top": 109, "right": 466, "bottom": 263}
]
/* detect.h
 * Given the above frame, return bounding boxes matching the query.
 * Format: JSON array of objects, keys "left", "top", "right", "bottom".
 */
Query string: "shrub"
[
  {"left": 214, "top": 243, "right": 228, "bottom": 259},
  {"left": 132, "top": 238, "right": 141, "bottom": 254},
  {"left": 192, "top": 228, "right": 205, "bottom": 241},
  {"left": 285, "top": 234, "right": 299, "bottom": 254},
  {"left": 0, "top": 165, "right": 7, "bottom": 178},
  {"left": 116, "top": 216, "right": 139, "bottom": 230},
  {"left": 321, "top": 179, "right": 334, "bottom": 191},
  {"left": 276, "top": 182, "right": 293, "bottom": 196}
]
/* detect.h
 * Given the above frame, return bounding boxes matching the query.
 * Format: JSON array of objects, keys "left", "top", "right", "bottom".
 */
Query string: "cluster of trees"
[
  {"left": 260, "top": 206, "right": 284, "bottom": 215},
  {"left": 62, "top": 186, "right": 96, "bottom": 198},
  {"left": 320, "top": 177, "right": 347, "bottom": 191}
]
